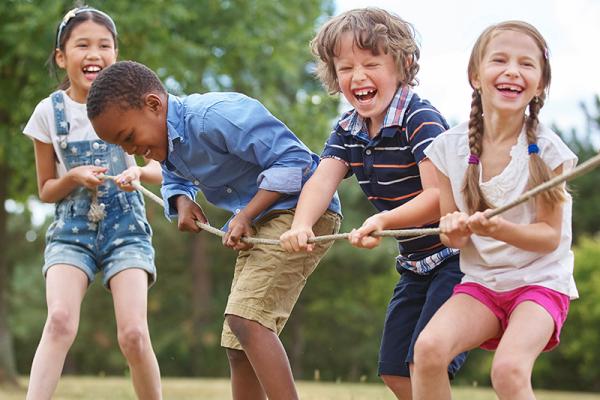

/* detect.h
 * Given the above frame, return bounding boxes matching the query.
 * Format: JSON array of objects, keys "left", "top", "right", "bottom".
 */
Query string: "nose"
[
  {"left": 504, "top": 61, "right": 520, "bottom": 78},
  {"left": 352, "top": 65, "right": 366, "bottom": 82}
]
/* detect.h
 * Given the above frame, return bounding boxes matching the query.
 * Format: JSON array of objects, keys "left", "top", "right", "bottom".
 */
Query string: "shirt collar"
[
  {"left": 166, "top": 94, "right": 185, "bottom": 151},
  {"left": 338, "top": 85, "right": 414, "bottom": 138}
]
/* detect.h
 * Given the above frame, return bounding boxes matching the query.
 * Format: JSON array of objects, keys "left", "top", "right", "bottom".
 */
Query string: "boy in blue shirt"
[
  {"left": 280, "top": 8, "right": 466, "bottom": 399},
  {"left": 87, "top": 60, "right": 341, "bottom": 400}
]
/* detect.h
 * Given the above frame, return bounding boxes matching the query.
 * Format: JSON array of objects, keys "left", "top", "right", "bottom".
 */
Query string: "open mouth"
[
  {"left": 495, "top": 83, "right": 523, "bottom": 96},
  {"left": 353, "top": 88, "right": 377, "bottom": 102},
  {"left": 83, "top": 65, "right": 102, "bottom": 80}
]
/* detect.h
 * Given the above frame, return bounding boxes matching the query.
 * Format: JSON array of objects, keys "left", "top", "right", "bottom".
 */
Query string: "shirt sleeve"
[
  {"left": 202, "top": 95, "right": 314, "bottom": 194},
  {"left": 539, "top": 127, "right": 578, "bottom": 173},
  {"left": 160, "top": 167, "right": 199, "bottom": 220},
  {"left": 405, "top": 107, "right": 449, "bottom": 163},
  {"left": 23, "top": 99, "right": 53, "bottom": 143},
  {"left": 320, "top": 125, "right": 353, "bottom": 178},
  {"left": 423, "top": 134, "right": 449, "bottom": 177}
]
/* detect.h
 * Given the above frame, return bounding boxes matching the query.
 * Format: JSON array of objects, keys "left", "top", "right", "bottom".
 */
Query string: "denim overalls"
[{"left": 43, "top": 91, "right": 156, "bottom": 288}]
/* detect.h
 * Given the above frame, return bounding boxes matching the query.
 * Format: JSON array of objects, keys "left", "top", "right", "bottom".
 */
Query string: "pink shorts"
[{"left": 453, "top": 282, "right": 570, "bottom": 351}]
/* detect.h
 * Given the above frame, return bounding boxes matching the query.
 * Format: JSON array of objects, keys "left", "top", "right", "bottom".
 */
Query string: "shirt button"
[
  {"left": 94, "top": 159, "right": 102, "bottom": 165},
  {"left": 60, "top": 141, "right": 67, "bottom": 149},
  {"left": 365, "top": 149, "right": 372, "bottom": 155},
  {"left": 92, "top": 142, "right": 100, "bottom": 150},
  {"left": 193, "top": 180, "right": 200, "bottom": 185},
  {"left": 235, "top": 208, "right": 241, "bottom": 214},
  {"left": 226, "top": 188, "right": 232, "bottom": 193}
]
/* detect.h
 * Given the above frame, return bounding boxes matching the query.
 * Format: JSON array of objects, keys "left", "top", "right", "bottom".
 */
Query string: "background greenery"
[{"left": 1, "top": 0, "right": 599, "bottom": 393}]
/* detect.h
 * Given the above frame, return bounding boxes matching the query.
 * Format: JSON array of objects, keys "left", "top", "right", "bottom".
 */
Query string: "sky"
[{"left": 336, "top": 0, "right": 600, "bottom": 134}]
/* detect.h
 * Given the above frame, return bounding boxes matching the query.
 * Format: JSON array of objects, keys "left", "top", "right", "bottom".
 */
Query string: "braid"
[
  {"left": 462, "top": 89, "right": 492, "bottom": 213},
  {"left": 526, "top": 94, "right": 565, "bottom": 208}
]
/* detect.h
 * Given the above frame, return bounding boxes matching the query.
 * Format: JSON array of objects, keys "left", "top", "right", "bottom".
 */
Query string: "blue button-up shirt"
[{"left": 160, "top": 93, "right": 341, "bottom": 227}]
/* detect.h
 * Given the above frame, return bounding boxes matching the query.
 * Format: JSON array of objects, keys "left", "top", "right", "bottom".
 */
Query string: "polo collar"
[{"left": 338, "top": 85, "right": 414, "bottom": 138}]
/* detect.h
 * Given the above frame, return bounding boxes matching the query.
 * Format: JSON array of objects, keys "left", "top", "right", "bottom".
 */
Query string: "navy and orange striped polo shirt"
[{"left": 322, "top": 86, "right": 458, "bottom": 274}]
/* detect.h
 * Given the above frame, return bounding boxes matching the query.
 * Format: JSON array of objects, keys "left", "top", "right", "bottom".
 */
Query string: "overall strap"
[{"left": 51, "top": 91, "right": 69, "bottom": 150}]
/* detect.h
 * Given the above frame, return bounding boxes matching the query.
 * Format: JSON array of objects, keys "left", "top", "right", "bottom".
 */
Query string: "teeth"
[
  {"left": 354, "top": 88, "right": 375, "bottom": 96},
  {"left": 144, "top": 149, "right": 151, "bottom": 157},
  {"left": 496, "top": 84, "right": 521, "bottom": 92},
  {"left": 83, "top": 65, "right": 101, "bottom": 73}
]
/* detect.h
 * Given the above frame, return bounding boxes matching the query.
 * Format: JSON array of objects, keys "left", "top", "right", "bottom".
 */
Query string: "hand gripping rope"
[{"left": 103, "top": 152, "right": 600, "bottom": 246}]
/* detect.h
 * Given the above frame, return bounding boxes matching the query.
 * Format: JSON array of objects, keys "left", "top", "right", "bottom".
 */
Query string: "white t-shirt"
[
  {"left": 23, "top": 90, "right": 136, "bottom": 177},
  {"left": 425, "top": 121, "right": 578, "bottom": 299}
]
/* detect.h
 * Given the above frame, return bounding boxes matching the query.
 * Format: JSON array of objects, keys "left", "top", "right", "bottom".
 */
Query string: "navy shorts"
[{"left": 378, "top": 255, "right": 467, "bottom": 377}]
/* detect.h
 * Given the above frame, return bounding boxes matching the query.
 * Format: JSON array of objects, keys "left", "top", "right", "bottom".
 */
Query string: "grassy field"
[{"left": 3, "top": 376, "right": 600, "bottom": 400}]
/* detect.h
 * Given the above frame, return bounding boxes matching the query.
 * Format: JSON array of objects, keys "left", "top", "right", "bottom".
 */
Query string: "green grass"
[{"left": 2, "top": 376, "right": 600, "bottom": 399}]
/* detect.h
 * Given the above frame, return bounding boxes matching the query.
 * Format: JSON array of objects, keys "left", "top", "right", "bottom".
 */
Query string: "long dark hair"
[{"left": 48, "top": 6, "right": 118, "bottom": 90}]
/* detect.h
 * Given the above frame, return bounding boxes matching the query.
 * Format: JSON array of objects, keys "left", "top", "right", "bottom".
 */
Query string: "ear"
[
  {"left": 55, "top": 49, "right": 66, "bottom": 69},
  {"left": 144, "top": 93, "right": 164, "bottom": 113}
]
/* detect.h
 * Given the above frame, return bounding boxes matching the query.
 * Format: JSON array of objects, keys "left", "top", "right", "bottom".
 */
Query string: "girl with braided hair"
[{"left": 412, "top": 21, "right": 577, "bottom": 400}]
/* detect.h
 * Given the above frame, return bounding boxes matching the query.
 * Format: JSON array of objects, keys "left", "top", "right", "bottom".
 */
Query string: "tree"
[{"left": 3, "top": 0, "right": 337, "bottom": 382}]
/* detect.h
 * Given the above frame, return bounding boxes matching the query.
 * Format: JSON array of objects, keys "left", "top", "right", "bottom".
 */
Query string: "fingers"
[
  {"left": 280, "top": 229, "right": 314, "bottom": 252},
  {"left": 348, "top": 226, "right": 380, "bottom": 249}
]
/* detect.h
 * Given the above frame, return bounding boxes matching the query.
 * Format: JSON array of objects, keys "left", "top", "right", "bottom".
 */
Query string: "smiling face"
[
  {"left": 55, "top": 20, "right": 117, "bottom": 103},
  {"left": 471, "top": 29, "right": 545, "bottom": 117},
  {"left": 90, "top": 94, "right": 169, "bottom": 162},
  {"left": 333, "top": 32, "right": 401, "bottom": 135}
]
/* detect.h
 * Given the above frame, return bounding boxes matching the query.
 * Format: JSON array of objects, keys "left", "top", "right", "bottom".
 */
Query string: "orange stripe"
[
  {"left": 409, "top": 122, "right": 445, "bottom": 141},
  {"left": 350, "top": 162, "right": 364, "bottom": 167},
  {"left": 417, "top": 242, "right": 445, "bottom": 251},
  {"left": 368, "top": 190, "right": 422, "bottom": 202},
  {"left": 373, "top": 162, "right": 417, "bottom": 169}
]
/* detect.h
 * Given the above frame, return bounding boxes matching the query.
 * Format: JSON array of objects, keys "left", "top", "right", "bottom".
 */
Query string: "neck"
[{"left": 482, "top": 106, "right": 526, "bottom": 143}]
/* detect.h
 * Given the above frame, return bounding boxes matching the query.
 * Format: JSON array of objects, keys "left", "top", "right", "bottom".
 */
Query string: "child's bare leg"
[
  {"left": 226, "top": 314, "right": 298, "bottom": 400},
  {"left": 111, "top": 268, "right": 162, "bottom": 400},
  {"left": 491, "top": 302, "right": 553, "bottom": 400},
  {"left": 381, "top": 375, "right": 412, "bottom": 400},
  {"left": 226, "top": 348, "right": 266, "bottom": 400},
  {"left": 26, "top": 265, "right": 88, "bottom": 400},
  {"left": 412, "top": 294, "right": 501, "bottom": 400}
]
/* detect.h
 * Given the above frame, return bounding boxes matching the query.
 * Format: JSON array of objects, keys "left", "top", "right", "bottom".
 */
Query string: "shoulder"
[
  {"left": 536, "top": 123, "right": 577, "bottom": 169},
  {"left": 430, "top": 121, "right": 469, "bottom": 152},
  {"left": 404, "top": 94, "right": 448, "bottom": 127}
]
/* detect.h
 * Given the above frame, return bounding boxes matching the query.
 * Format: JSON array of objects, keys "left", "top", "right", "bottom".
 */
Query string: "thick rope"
[{"left": 102, "top": 151, "right": 600, "bottom": 246}]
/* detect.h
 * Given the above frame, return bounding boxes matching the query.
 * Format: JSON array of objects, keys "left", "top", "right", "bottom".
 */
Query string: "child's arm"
[
  {"left": 348, "top": 159, "right": 442, "bottom": 249},
  {"left": 33, "top": 139, "right": 106, "bottom": 203},
  {"left": 280, "top": 158, "right": 347, "bottom": 252},
  {"left": 113, "top": 158, "right": 162, "bottom": 192},
  {"left": 437, "top": 165, "right": 471, "bottom": 249},
  {"left": 223, "top": 189, "right": 282, "bottom": 251},
  {"left": 467, "top": 167, "right": 564, "bottom": 253}
]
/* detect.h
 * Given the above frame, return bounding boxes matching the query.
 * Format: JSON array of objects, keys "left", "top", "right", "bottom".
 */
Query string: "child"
[
  {"left": 279, "top": 7, "right": 466, "bottom": 399},
  {"left": 22, "top": 7, "right": 163, "bottom": 400},
  {"left": 86, "top": 60, "right": 342, "bottom": 400},
  {"left": 413, "top": 21, "right": 578, "bottom": 400}
]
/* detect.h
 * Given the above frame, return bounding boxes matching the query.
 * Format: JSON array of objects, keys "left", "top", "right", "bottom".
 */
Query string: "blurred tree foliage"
[{"left": 3, "top": 0, "right": 600, "bottom": 392}]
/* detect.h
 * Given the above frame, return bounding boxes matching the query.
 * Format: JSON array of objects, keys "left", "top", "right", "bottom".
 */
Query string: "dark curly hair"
[{"left": 87, "top": 60, "right": 166, "bottom": 120}]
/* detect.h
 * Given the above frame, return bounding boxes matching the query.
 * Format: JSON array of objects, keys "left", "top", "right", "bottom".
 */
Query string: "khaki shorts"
[{"left": 221, "top": 209, "right": 341, "bottom": 350}]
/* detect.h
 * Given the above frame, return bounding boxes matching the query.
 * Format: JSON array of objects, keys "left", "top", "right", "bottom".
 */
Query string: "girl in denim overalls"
[{"left": 22, "top": 7, "right": 163, "bottom": 399}]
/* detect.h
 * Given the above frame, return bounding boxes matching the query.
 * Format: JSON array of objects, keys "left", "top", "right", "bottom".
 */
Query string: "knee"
[
  {"left": 381, "top": 375, "right": 411, "bottom": 399},
  {"left": 118, "top": 325, "right": 150, "bottom": 360},
  {"left": 45, "top": 308, "right": 78, "bottom": 343},
  {"left": 226, "top": 315, "right": 260, "bottom": 348},
  {"left": 413, "top": 332, "right": 450, "bottom": 374},
  {"left": 226, "top": 348, "right": 249, "bottom": 366},
  {"left": 491, "top": 357, "right": 530, "bottom": 395}
]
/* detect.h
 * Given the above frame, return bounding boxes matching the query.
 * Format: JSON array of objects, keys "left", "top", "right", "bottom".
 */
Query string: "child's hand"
[
  {"left": 467, "top": 210, "right": 503, "bottom": 238},
  {"left": 439, "top": 211, "right": 471, "bottom": 248},
  {"left": 223, "top": 210, "right": 253, "bottom": 251},
  {"left": 114, "top": 166, "right": 142, "bottom": 192},
  {"left": 280, "top": 226, "right": 316, "bottom": 252},
  {"left": 348, "top": 214, "right": 384, "bottom": 249},
  {"left": 68, "top": 165, "right": 107, "bottom": 189},
  {"left": 175, "top": 195, "right": 209, "bottom": 233}
]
